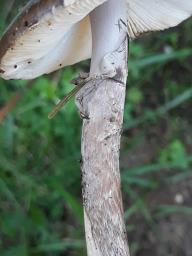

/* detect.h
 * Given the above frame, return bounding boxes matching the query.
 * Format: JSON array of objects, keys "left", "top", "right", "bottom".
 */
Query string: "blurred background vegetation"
[{"left": 1, "top": 1, "right": 192, "bottom": 256}]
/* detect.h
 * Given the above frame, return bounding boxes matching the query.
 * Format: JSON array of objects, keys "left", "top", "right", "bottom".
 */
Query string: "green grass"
[{"left": 1, "top": 2, "right": 192, "bottom": 255}]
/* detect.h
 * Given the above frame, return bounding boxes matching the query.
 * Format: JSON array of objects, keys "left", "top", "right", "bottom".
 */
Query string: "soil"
[{"left": 121, "top": 122, "right": 192, "bottom": 256}]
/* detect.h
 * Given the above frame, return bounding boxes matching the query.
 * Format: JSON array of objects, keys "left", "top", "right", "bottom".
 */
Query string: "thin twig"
[{"left": 48, "top": 83, "right": 84, "bottom": 119}]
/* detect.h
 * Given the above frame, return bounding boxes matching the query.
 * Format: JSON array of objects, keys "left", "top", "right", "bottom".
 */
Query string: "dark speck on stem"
[
  {"left": 24, "top": 21, "right": 29, "bottom": 27},
  {"left": 0, "top": 69, "right": 5, "bottom": 74}
]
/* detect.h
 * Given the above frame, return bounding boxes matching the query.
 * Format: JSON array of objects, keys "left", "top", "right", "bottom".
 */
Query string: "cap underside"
[
  {"left": 0, "top": 0, "right": 106, "bottom": 79},
  {"left": 0, "top": 0, "right": 192, "bottom": 80}
]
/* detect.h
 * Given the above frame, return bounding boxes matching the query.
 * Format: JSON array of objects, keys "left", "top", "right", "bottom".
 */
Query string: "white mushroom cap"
[{"left": 0, "top": 0, "right": 192, "bottom": 80}]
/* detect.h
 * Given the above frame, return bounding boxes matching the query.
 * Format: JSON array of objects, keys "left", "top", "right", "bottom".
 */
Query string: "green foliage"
[
  {"left": 159, "top": 140, "right": 188, "bottom": 168},
  {"left": 1, "top": 1, "right": 192, "bottom": 255}
]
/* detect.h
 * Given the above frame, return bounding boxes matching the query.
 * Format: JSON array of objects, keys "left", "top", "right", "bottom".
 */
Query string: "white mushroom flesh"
[{"left": 0, "top": 0, "right": 192, "bottom": 80}]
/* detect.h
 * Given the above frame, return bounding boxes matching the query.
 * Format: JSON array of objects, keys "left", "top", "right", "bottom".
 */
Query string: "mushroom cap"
[{"left": 0, "top": 0, "right": 192, "bottom": 80}]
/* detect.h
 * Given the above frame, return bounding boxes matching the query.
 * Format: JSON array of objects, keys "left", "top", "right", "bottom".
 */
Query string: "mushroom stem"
[
  {"left": 79, "top": 0, "right": 130, "bottom": 255},
  {"left": 90, "top": 0, "right": 127, "bottom": 75}
]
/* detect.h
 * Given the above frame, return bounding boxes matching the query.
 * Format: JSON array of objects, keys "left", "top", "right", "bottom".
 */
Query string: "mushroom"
[
  {"left": 0, "top": 1, "right": 192, "bottom": 255},
  {"left": 0, "top": 0, "right": 191, "bottom": 80}
]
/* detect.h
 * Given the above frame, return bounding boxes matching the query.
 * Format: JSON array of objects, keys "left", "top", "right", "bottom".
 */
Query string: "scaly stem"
[{"left": 79, "top": 0, "right": 130, "bottom": 255}]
